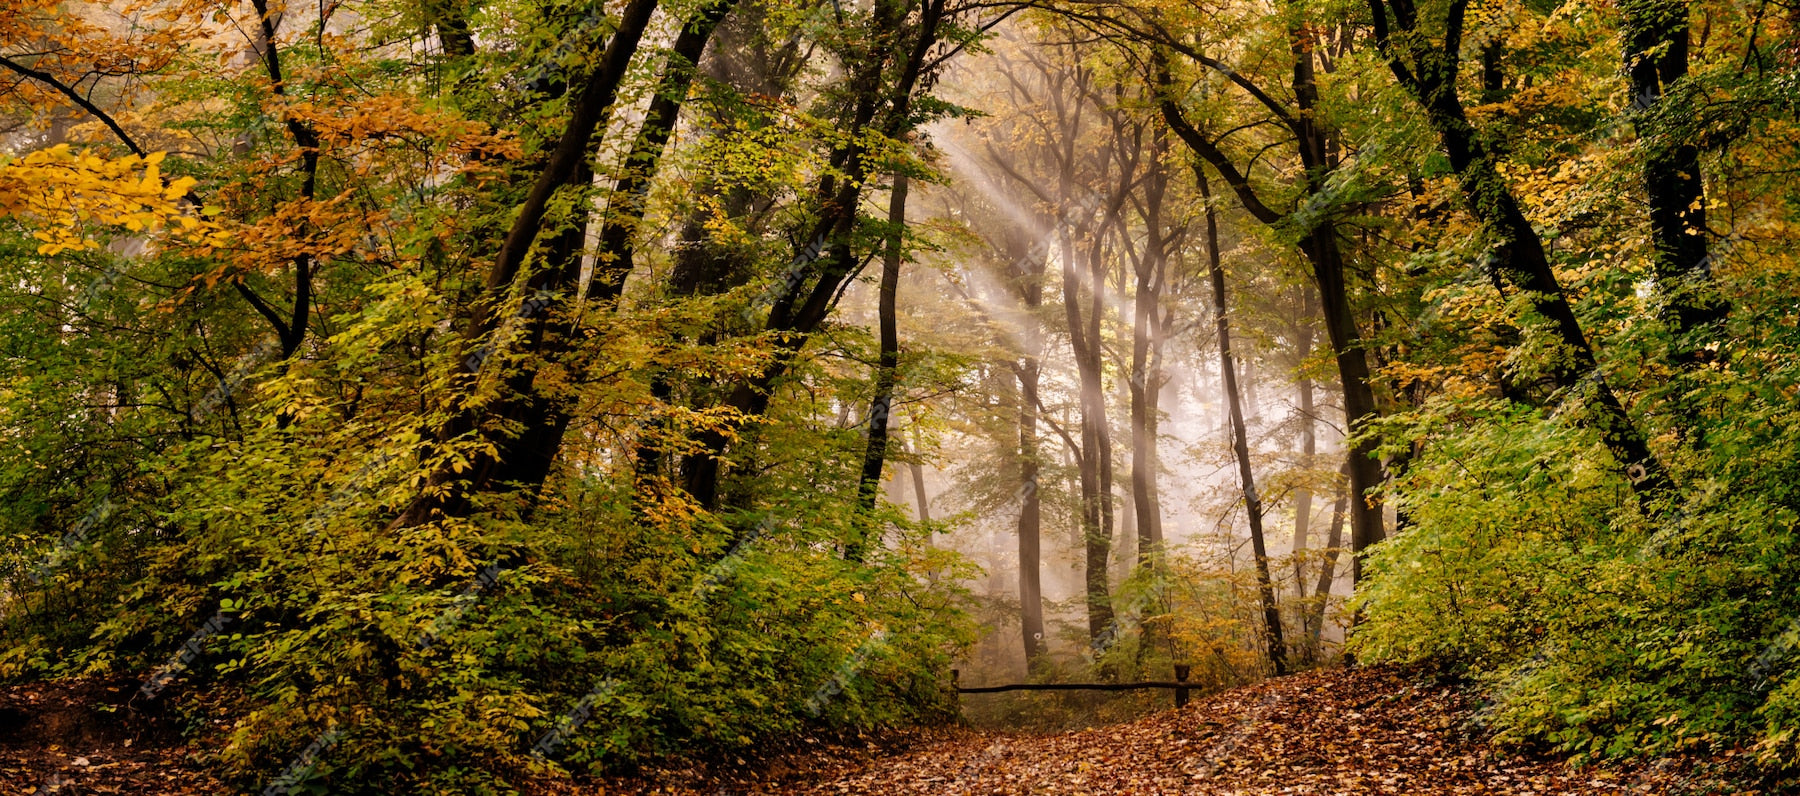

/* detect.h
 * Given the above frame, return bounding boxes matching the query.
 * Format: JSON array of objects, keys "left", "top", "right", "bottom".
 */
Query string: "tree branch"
[{"left": 0, "top": 55, "right": 145, "bottom": 156}]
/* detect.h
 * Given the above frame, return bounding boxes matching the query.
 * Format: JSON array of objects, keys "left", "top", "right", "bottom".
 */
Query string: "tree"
[
  {"left": 1621, "top": 0, "right": 1728, "bottom": 366},
  {"left": 1365, "top": 0, "right": 1670, "bottom": 498},
  {"left": 1200, "top": 168, "right": 1289, "bottom": 676},
  {"left": 853, "top": 170, "right": 912, "bottom": 559}
]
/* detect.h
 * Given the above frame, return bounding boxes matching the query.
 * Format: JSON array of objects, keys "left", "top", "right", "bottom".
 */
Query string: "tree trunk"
[
  {"left": 1367, "top": 0, "right": 1671, "bottom": 500},
  {"left": 1158, "top": 47, "right": 1387, "bottom": 588},
  {"left": 1200, "top": 169, "right": 1288, "bottom": 677},
  {"left": 1308, "top": 460, "right": 1350, "bottom": 650},
  {"left": 851, "top": 173, "right": 909, "bottom": 560},
  {"left": 1287, "top": 24, "right": 1388, "bottom": 586},
  {"left": 590, "top": 0, "right": 739, "bottom": 306},
  {"left": 1015, "top": 209, "right": 1049, "bottom": 669},
  {"left": 680, "top": 0, "right": 947, "bottom": 514},
  {"left": 1291, "top": 288, "right": 1318, "bottom": 600},
  {"left": 1088, "top": 230, "right": 1117, "bottom": 604},
  {"left": 1305, "top": 230, "right": 1387, "bottom": 586},
  {"left": 1018, "top": 356, "right": 1048, "bottom": 664},
  {"left": 391, "top": 0, "right": 664, "bottom": 529},
  {"left": 1129, "top": 126, "right": 1169, "bottom": 569},
  {"left": 1622, "top": 0, "right": 1727, "bottom": 364},
  {"left": 908, "top": 458, "right": 930, "bottom": 522},
  {"left": 1063, "top": 213, "right": 1113, "bottom": 644},
  {"left": 423, "top": 0, "right": 475, "bottom": 57}
]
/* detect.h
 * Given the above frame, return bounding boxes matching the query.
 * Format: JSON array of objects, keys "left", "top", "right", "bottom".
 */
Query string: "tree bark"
[
  {"left": 1308, "top": 460, "right": 1350, "bottom": 650},
  {"left": 391, "top": 0, "right": 667, "bottom": 529},
  {"left": 1012, "top": 197, "right": 1050, "bottom": 668},
  {"left": 1129, "top": 125, "right": 1169, "bottom": 569},
  {"left": 590, "top": 0, "right": 738, "bottom": 306},
  {"left": 1200, "top": 169, "right": 1288, "bottom": 677},
  {"left": 906, "top": 432, "right": 931, "bottom": 523},
  {"left": 680, "top": 0, "right": 947, "bottom": 515},
  {"left": 851, "top": 172, "right": 910, "bottom": 559},
  {"left": 1158, "top": 55, "right": 1386, "bottom": 585},
  {"left": 424, "top": 0, "right": 475, "bottom": 57},
  {"left": 1622, "top": 0, "right": 1728, "bottom": 364},
  {"left": 1291, "top": 287, "right": 1318, "bottom": 600},
  {"left": 1367, "top": 0, "right": 1671, "bottom": 500},
  {"left": 1018, "top": 354, "right": 1047, "bottom": 664},
  {"left": 1063, "top": 212, "right": 1113, "bottom": 643}
]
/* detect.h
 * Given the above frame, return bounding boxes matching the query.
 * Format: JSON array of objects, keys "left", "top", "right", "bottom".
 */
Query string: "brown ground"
[
  {"left": 0, "top": 666, "right": 1757, "bottom": 794},
  {"left": 600, "top": 666, "right": 1751, "bottom": 795},
  {"left": 0, "top": 678, "right": 222, "bottom": 794}
]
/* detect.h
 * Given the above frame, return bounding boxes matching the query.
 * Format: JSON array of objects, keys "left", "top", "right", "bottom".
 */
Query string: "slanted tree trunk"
[
  {"left": 680, "top": 0, "right": 948, "bottom": 515},
  {"left": 1367, "top": 0, "right": 1671, "bottom": 500},
  {"left": 590, "top": 0, "right": 739, "bottom": 306},
  {"left": 392, "top": 0, "right": 665, "bottom": 529},
  {"left": 1308, "top": 460, "right": 1350, "bottom": 651},
  {"left": 1200, "top": 169, "right": 1288, "bottom": 677},
  {"left": 640, "top": 10, "right": 806, "bottom": 496},
  {"left": 1160, "top": 133, "right": 1386, "bottom": 589},
  {"left": 1157, "top": 39, "right": 1387, "bottom": 588},
  {"left": 1305, "top": 230, "right": 1386, "bottom": 586},
  {"left": 1284, "top": 26, "right": 1388, "bottom": 586}
]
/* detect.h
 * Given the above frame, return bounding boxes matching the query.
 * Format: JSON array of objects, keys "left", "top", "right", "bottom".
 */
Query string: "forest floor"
[
  {"left": 600, "top": 666, "right": 1751, "bottom": 795},
  {"left": 0, "top": 665, "right": 1759, "bottom": 794}
]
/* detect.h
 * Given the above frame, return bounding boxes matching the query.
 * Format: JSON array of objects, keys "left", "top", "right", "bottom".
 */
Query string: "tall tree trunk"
[
  {"left": 1016, "top": 217, "right": 1049, "bottom": 668},
  {"left": 1286, "top": 24, "right": 1387, "bottom": 585},
  {"left": 1063, "top": 214, "right": 1113, "bottom": 644},
  {"left": 1291, "top": 287, "right": 1318, "bottom": 599},
  {"left": 851, "top": 173, "right": 909, "bottom": 560},
  {"left": 1018, "top": 332, "right": 1047, "bottom": 666},
  {"left": 1158, "top": 46, "right": 1387, "bottom": 588},
  {"left": 1201, "top": 170, "right": 1289, "bottom": 677},
  {"left": 1622, "top": 0, "right": 1728, "bottom": 365},
  {"left": 1088, "top": 232, "right": 1117, "bottom": 600},
  {"left": 590, "top": 0, "right": 739, "bottom": 306},
  {"left": 1130, "top": 126, "right": 1169, "bottom": 569},
  {"left": 1305, "top": 230, "right": 1387, "bottom": 585},
  {"left": 643, "top": 13, "right": 808, "bottom": 498}
]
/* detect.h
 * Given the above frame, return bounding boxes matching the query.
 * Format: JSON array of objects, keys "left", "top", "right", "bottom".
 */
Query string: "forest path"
[
  {"left": 621, "top": 666, "right": 1706, "bottom": 795},
  {"left": 0, "top": 666, "right": 1724, "bottom": 794}
]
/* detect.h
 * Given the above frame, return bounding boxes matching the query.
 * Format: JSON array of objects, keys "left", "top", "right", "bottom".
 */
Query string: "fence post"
[{"left": 1174, "top": 663, "right": 1190, "bottom": 709}]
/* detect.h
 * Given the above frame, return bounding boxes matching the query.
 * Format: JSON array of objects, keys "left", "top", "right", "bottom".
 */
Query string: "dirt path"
[
  {"left": 0, "top": 667, "right": 1740, "bottom": 794},
  {"left": 616, "top": 667, "right": 1728, "bottom": 795}
]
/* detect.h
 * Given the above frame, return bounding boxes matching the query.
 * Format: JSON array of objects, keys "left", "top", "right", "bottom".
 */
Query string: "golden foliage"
[{"left": 0, "top": 144, "right": 220, "bottom": 254}]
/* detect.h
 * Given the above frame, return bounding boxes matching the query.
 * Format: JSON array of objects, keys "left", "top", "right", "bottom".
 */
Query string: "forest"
[{"left": 0, "top": 0, "right": 1797, "bottom": 791}]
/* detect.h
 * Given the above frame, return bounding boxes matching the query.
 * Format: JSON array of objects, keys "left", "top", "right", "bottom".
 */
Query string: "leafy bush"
[{"left": 1357, "top": 300, "right": 1800, "bottom": 772}]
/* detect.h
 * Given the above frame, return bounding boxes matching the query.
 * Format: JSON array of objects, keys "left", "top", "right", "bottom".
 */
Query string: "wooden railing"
[{"left": 953, "top": 663, "right": 1197, "bottom": 708}]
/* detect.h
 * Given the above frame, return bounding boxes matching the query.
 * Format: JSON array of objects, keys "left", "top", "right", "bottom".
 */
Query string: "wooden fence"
[{"left": 952, "top": 664, "right": 1198, "bottom": 708}]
